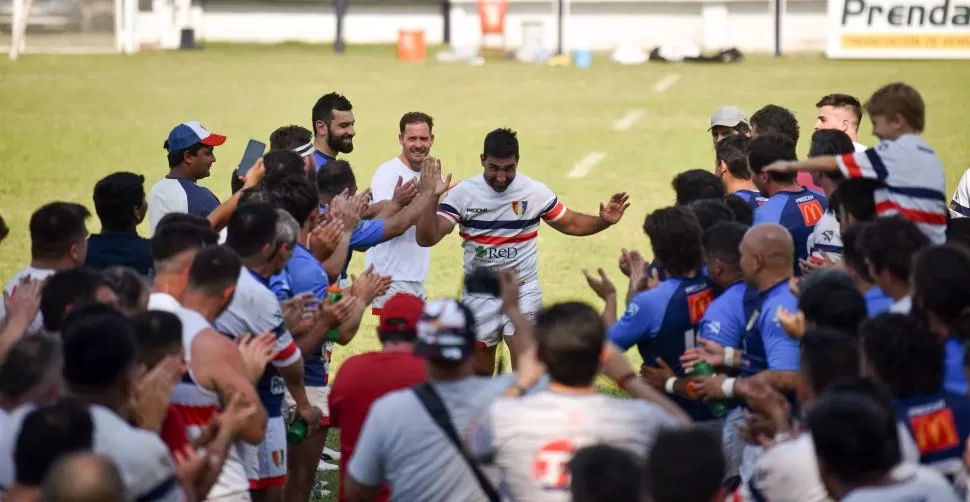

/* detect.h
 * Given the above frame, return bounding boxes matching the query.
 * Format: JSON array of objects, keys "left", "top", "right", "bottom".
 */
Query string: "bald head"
[
  {"left": 740, "top": 224, "right": 794, "bottom": 288},
  {"left": 42, "top": 453, "right": 125, "bottom": 502}
]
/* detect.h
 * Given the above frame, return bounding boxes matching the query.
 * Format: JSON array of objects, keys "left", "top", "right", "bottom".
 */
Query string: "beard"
[{"left": 327, "top": 131, "right": 354, "bottom": 154}]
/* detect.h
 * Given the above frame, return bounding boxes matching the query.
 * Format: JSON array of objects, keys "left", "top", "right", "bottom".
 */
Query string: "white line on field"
[
  {"left": 652, "top": 73, "right": 680, "bottom": 93},
  {"left": 568, "top": 152, "right": 607, "bottom": 179},
  {"left": 613, "top": 109, "right": 645, "bottom": 131}
]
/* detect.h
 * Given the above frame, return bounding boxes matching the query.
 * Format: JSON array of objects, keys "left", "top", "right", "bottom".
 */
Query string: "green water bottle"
[
  {"left": 286, "top": 419, "right": 310, "bottom": 445},
  {"left": 692, "top": 361, "right": 730, "bottom": 418},
  {"left": 324, "top": 284, "right": 342, "bottom": 342}
]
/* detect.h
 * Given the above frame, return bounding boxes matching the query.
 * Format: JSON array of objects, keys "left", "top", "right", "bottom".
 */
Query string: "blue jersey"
[
  {"left": 754, "top": 188, "right": 829, "bottom": 276},
  {"left": 698, "top": 281, "right": 747, "bottom": 349},
  {"left": 608, "top": 275, "right": 716, "bottom": 421},
  {"left": 864, "top": 286, "right": 894, "bottom": 317},
  {"left": 269, "top": 244, "right": 334, "bottom": 387},
  {"left": 734, "top": 189, "right": 768, "bottom": 210},
  {"left": 313, "top": 150, "right": 336, "bottom": 172},
  {"left": 739, "top": 279, "right": 800, "bottom": 378},
  {"left": 944, "top": 338, "right": 968, "bottom": 395},
  {"left": 340, "top": 219, "right": 387, "bottom": 279},
  {"left": 894, "top": 391, "right": 970, "bottom": 493}
]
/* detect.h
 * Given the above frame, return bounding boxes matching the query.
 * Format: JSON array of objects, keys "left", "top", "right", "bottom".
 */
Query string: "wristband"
[
  {"left": 664, "top": 377, "right": 677, "bottom": 395},
  {"left": 722, "top": 378, "right": 736, "bottom": 399},
  {"left": 617, "top": 373, "right": 636, "bottom": 391},
  {"left": 724, "top": 347, "right": 737, "bottom": 368}
]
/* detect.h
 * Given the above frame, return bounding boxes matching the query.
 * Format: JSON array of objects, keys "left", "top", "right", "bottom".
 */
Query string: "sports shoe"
[
  {"left": 317, "top": 459, "right": 339, "bottom": 471},
  {"left": 322, "top": 447, "right": 341, "bottom": 461}
]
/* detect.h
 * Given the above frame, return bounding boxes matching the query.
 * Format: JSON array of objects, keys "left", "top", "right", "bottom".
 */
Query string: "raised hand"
[
  {"left": 281, "top": 293, "right": 313, "bottom": 333},
  {"left": 319, "top": 296, "right": 356, "bottom": 330},
  {"left": 130, "top": 354, "right": 186, "bottom": 433},
  {"left": 599, "top": 192, "right": 630, "bottom": 225},
  {"left": 582, "top": 268, "right": 615, "bottom": 300},
  {"left": 419, "top": 156, "right": 452, "bottom": 196},
  {"left": 392, "top": 176, "right": 419, "bottom": 206},
  {"left": 3, "top": 276, "right": 44, "bottom": 324},
  {"left": 242, "top": 158, "right": 265, "bottom": 189},
  {"left": 330, "top": 193, "right": 364, "bottom": 230},
  {"left": 236, "top": 332, "right": 277, "bottom": 383},
  {"left": 498, "top": 269, "right": 521, "bottom": 315},
  {"left": 350, "top": 266, "right": 392, "bottom": 305},
  {"left": 307, "top": 217, "right": 344, "bottom": 261},
  {"left": 775, "top": 307, "right": 806, "bottom": 341}
]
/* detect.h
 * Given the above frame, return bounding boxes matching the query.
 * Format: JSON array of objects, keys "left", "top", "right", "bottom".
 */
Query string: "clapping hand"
[
  {"left": 236, "top": 333, "right": 276, "bottom": 383},
  {"left": 392, "top": 176, "right": 419, "bottom": 206},
  {"left": 2, "top": 276, "right": 44, "bottom": 324},
  {"left": 679, "top": 338, "right": 726, "bottom": 370},
  {"left": 775, "top": 307, "right": 806, "bottom": 340},
  {"left": 599, "top": 192, "right": 630, "bottom": 225},
  {"left": 582, "top": 268, "right": 615, "bottom": 300},
  {"left": 131, "top": 354, "right": 186, "bottom": 433},
  {"left": 419, "top": 156, "right": 452, "bottom": 196},
  {"left": 307, "top": 217, "right": 344, "bottom": 261},
  {"left": 350, "top": 266, "right": 392, "bottom": 305}
]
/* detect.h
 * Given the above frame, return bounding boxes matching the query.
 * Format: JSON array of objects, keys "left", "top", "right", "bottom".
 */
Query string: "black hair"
[
  {"left": 671, "top": 169, "right": 725, "bottom": 206},
  {"left": 239, "top": 186, "right": 272, "bottom": 206},
  {"left": 798, "top": 270, "right": 867, "bottom": 333},
  {"left": 40, "top": 268, "right": 108, "bottom": 333},
  {"left": 808, "top": 390, "right": 901, "bottom": 484},
  {"left": 840, "top": 222, "right": 874, "bottom": 282},
  {"left": 859, "top": 215, "right": 929, "bottom": 281},
  {"left": 101, "top": 266, "right": 148, "bottom": 314},
  {"left": 399, "top": 112, "right": 434, "bottom": 134},
  {"left": 311, "top": 92, "right": 353, "bottom": 129},
  {"left": 269, "top": 124, "right": 313, "bottom": 151},
  {"left": 747, "top": 134, "right": 797, "bottom": 183},
  {"left": 833, "top": 179, "right": 881, "bottom": 223},
  {"left": 230, "top": 169, "right": 245, "bottom": 195},
  {"left": 151, "top": 215, "right": 218, "bottom": 263},
  {"left": 912, "top": 244, "right": 970, "bottom": 342},
  {"left": 188, "top": 247, "right": 242, "bottom": 296},
  {"left": 800, "top": 329, "right": 861, "bottom": 395},
  {"left": 62, "top": 308, "right": 136, "bottom": 390},
  {"left": 261, "top": 150, "right": 308, "bottom": 190},
  {"left": 29, "top": 202, "right": 90, "bottom": 259},
  {"left": 702, "top": 221, "right": 748, "bottom": 272},
  {"left": 715, "top": 134, "right": 752, "bottom": 180},
  {"left": 947, "top": 218, "right": 970, "bottom": 249},
  {"left": 482, "top": 128, "right": 519, "bottom": 159},
  {"left": 0, "top": 335, "right": 61, "bottom": 400},
  {"left": 0, "top": 213, "right": 8, "bottom": 242},
  {"left": 15, "top": 400, "right": 94, "bottom": 486},
  {"left": 808, "top": 129, "right": 854, "bottom": 182},
  {"left": 317, "top": 159, "right": 358, "bottom": 198},
  {"left": 534, "top": 302, "right": 604, "bottom": 387},
  {"left": 687, "top": 198, "right": 735, "bottom": 232},
  {"left": 861, "top": 314, "right": 943, "bottom": 397},
  {"left": 644, "top": 206, "right": 704, "bottom": 276},
  {"left": 723, "top": 194, "right": 754, "bottom": 226},
  {"left": 131, "top": 311, "right": 183, "bottom": 369},
  {"left": 166, "top": 142, "right": 207, "bottom": 168},
  {"left": 271, "top": 175, "right": 320, "bottom": 226},
  {"left": 645, "top": 428, "right": 725, "bottom": 502},
  {"left": 751, "top": 104, "right": 800, "bottom": 146},
  {"left": 225, "top": 202, "right": 278, "bottom": 259},
  {"left": 816, "top": 93, "right": 864, "bottom": 125},
  {"left": 92, "top": 172, "right": 145, "bottom": 232},
  {"left": 569, "top": 445, "right": 641, "bottom": 502}
]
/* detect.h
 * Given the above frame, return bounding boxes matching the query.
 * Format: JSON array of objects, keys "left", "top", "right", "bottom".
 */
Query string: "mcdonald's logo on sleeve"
[
  {"left": 687, "top": 289, "right": 714, "bottom": 325},
  {"left": 910, "top": 407, "right": 960, "bottom": 455},
  {"left": 798, "top": 199, "right": 825, "bottom": 227}
]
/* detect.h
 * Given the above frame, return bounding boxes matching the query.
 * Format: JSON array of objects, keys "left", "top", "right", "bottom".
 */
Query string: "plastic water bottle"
[
  {"left": 691, "top": 361, "right": 730, "bottom": 418},
  {"left": 286, "top": 417, "right": 328, "bottom": 445}
]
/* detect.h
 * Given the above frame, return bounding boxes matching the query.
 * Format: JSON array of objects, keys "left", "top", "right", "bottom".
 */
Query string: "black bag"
[{"left": 412, "top": 383, "right": 501, "bottom": 502}]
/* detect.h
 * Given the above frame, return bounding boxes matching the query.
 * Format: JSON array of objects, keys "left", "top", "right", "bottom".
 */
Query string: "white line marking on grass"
[
  {"left": 652, "top": 73, "right": 680, "bottom": 93},
  {"left": 568, "top": 152, "right": 607, "bottom": 179},
  {"left": 613, "top": 109, "right": 645, "bottom": 131}
]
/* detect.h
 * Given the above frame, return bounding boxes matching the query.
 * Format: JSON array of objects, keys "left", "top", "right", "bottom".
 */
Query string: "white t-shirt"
[
  {"left": 467, "top": 391, "right": 679, "bottom": 501},
  {"left": 842, "top": 464, "right": 960, "bottom": 502},
  {"left": 364, "top": 157, "right": 430, "bottom": 283},
  {"left": 949, "top": 168, "right": 970, "bottom": 218},
  {"left": 436, "top": 173, "right": 566, "bottom": 284},
  {"left": 853, "top": 141, "right": 867, "bottom": 152},
  {"left": 0, "top": 266, "right": 56, "bottom": 334}
]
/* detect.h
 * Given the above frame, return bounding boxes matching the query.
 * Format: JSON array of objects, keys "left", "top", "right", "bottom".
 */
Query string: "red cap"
[{"left": 378, "top": 293, "right": 424, "bottom": 335}]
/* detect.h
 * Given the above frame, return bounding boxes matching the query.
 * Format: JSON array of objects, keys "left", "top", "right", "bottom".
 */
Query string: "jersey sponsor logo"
[
  {"left": 466, "top": 207, "right": 488, "bottom": 215},
  {"left": 622, "top": 302, "right": 640, "bottom": 319},
  {"left": 474, "top": 245, "right": 518, "bottom": 261},
  {"left": 532, "top": 439, "right": 575, "bottom": 491},
  {"left": 798, "top": 199, "right": 825, "bottom": 227},
  {"left": 272, "top": 449, "right": 285, "bottom": 468},
  {"left": 511, "top": 200, "right": 529, "bottom": 216},
  {"left": 910, "top": 407, "right": 960, "bottom": 455},
  {"left": 821, "top": 230, "right": 835, "bottom": 242},
  {"left": 687, "top": 289, "right": 714, "bottom": 325},
  {"left": 270, "top": 376, "right": 285, "bottom": 395}
]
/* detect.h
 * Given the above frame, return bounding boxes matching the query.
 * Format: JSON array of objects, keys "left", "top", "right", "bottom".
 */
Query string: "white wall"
[{"left": 137, "top": 0, "right": 829, "bottom": 53}]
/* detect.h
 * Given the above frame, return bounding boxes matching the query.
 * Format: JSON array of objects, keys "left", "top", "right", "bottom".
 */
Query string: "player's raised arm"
[
  {"left": 545, "top": 192, "right": 630, "bottom": 236},
  {"left": 414, "top": 157, "right": 457, "bottom": 247}
]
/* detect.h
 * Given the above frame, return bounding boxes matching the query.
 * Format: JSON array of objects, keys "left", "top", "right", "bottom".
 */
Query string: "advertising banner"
[{"left": 827, "top": 0, "right": 970, "bottom": 58}]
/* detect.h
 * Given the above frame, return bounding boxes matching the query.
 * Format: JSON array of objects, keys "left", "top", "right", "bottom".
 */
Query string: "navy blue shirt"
[
  {"left": 754, "top": 188, "right": 828, "bottom": 276},
  {"left": 734, "top": 189, "right": 768, "bottom": 211},
  {"left": 85, "top": 232, "right": 154, "bottom": 277},
  {"left": 608, "top": 274, "right": 716, "bottom": 421},
  {"left": 313, "top": 150, "right": 336, "bottom": 172},
  {"left": 894, "top": 391, "right": 970, "bottom": 491}
]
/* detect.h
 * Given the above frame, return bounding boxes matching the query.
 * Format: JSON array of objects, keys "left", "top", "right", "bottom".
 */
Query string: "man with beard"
[{"left": 311, "top": 93, "right": 355, "bottom": 171}]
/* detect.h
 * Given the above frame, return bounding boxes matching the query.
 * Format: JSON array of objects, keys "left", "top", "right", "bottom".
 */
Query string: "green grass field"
[{"left": 2, "top": 44, "right": 970, "bottom": 500}]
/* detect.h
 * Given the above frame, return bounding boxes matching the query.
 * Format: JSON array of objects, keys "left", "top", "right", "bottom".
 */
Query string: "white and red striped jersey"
[
  {"left": 437, "top": 173, "right": 566, "bottom": 284},
  {"left": 836, "top": 134, "right": 947, "bottom": 244}
]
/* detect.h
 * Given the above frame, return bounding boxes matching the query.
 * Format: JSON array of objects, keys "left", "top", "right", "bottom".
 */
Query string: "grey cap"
[{"left": 709, "top": 106, "right": 749, "bottom": 130}]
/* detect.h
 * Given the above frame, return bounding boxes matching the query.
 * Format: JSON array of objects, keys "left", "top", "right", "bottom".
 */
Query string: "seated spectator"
[
  {"left": 85, "top": 172, "right": 153, "bottom": 277},
  {"left": 42, "top": 453, "right": 125, "bottom": 502},
  {"left": 569, "top": 445, "right": 641, "bottom": 502}
]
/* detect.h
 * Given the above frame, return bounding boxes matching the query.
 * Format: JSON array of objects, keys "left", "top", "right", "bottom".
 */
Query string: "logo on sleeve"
[
  {"left": 910, "top": 406, "right": 960, "bottom": 455},
  {"left": 798, "top": 199, "right": 824, "bottom": 227},
  {"left": 622, "top": 303, "right": 640, "bottom": 320}
]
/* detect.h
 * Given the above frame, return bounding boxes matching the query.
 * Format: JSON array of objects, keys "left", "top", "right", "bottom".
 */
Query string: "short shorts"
[
  {"left": 284, "top": 385, "right": 331, "bottom": 426},
  {"left": 372, "top": 281, "right": 427, "bottom": 313},
  {"left": 245, "top": 416, "right": 286, "bottom": 489},
  {"left": 462, "top": 281, "right": 542, "bottom": 347}
]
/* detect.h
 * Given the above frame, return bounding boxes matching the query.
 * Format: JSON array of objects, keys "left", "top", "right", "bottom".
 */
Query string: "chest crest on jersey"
[{"left": 511, "top": 200, "right": 529, "bottom": 217}]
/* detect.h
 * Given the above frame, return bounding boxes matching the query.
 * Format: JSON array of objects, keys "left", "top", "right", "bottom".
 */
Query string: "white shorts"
[
  {"left": 372, "top": 281, "right": 427, "bottom": 312},
  {"left": 244, "top": 416, "right": 286, "bottom": 489},
  {"left": 462, "top": 281, "right": 542, "bottom": 347},
  {"left": 284, "top": 386, "right": 331, "bottom": 426},
  {"left": 204, "top": 491, "right": 252, "bottom": 502}
]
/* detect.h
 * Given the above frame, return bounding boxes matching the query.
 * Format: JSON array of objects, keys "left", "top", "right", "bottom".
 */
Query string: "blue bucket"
[{"left": 573, "top": 49, "right": 593, "bottom": 69}]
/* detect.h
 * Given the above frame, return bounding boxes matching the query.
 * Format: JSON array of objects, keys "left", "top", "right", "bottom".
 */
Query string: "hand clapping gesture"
[
  {"left": 599, "top": 192, "right": 630, "bottom": 225},
  {"left": 419, "top": 156, "right": 452, "bottom": 196}
]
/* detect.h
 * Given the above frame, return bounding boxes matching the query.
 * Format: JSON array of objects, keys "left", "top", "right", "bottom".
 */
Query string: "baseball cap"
[
  {"left": 164, "top": 121, "right": 227, "bottom": 153},
  {"left": 414, "top": 298, "right": 476, "bottom": 362},
  {"left": 378, "top": 293, "right": 424, "bottom": 338},
  {"left": 709, "top": 106, "right": 749, "bottom": 130}
]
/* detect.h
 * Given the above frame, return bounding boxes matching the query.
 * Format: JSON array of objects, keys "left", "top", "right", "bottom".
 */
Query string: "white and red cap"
[{"left": 165, "top": 121, "right": 227, "bottom": 152}]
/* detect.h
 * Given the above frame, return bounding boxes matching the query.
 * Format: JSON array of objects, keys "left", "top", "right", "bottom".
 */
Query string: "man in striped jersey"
[
  {"left": 415, "top": 128, "right": 629, "bottom": 375},
  {"left": 766, "top": 82, "right": 947, "bottom": 244}
]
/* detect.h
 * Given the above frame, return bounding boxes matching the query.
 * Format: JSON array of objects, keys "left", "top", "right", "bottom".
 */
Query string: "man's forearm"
[
  {"left": 278, "top": 360, "right": 310, "bottom": 407},
  {"left": 383, "top": 191, "right": 432, "bottom": 240},
  {"left": 208, "top": 190, "right": 243, "bottom": 231},
  {"left": 337, "top": 298, "right": 366, "bottom": 345},
  {"left": 792, "top": 156, "right": 840, "bottom": 173},
  {"left": 504, "top": 306, "right": 535, "bottom": 362},
  {"left": 751, "top": 370, "right": 801, "bottom": 392},
  {"left": 602, "top": 293, "right": 617, "bottom": 327},
  {"left": 294, "top": 317, "right": 339, "bottom": 355},
  {"left": 624, "top": 378, "right": 692, "bottom": 425},
  {"left": 368, "top": 200, "right": 396, "bottom": 219},
  {"left": 322, "top": 232, "right": 352, "bottom": 283},
  {"left": 559, "top": 212, "right": 610, "bottom": 236},
  {"left": 415, "top": 194, "right": 445, "bottom": 247}
]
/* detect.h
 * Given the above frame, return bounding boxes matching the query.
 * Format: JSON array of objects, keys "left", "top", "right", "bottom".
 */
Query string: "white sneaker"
[
  {"left": 322, "top": 447, "right": 341, "bottom": 461},
  {"left": 317, "top": 459, "right": 339, "bottom": 472}
]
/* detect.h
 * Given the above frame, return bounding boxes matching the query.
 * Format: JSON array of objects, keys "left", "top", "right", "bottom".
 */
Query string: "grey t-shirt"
[
  {"left": 347, "top": 375, "right": 513, "bottom": 502},
  {"left": 842, "top": 465, "right": 960, "bottom": 502}
]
